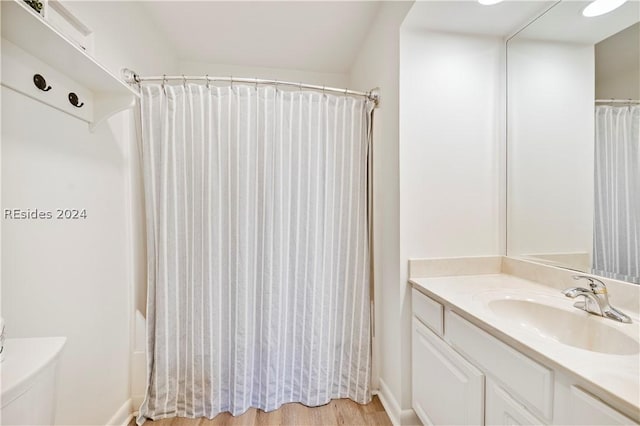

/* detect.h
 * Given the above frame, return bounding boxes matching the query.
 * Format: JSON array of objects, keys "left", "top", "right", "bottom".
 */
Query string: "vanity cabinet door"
[
  {"left": 412, "top": 318, "right": 484, "bottom": 425},
  {"left": 486, "top": 379, "right": 546, "bottom": 425}
]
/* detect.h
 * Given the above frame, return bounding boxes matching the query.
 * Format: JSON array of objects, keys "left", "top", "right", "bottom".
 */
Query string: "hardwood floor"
[{"left": 132, "top": 396, "right": 392, "bottom": 426}]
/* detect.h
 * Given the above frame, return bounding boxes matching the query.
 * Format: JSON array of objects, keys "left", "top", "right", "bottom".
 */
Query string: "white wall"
[
  {"left": 400, "top": 30, "right": 504, "bottom": 259},
  {"left": 350, "top": 6, "right": 505, "bottom": 422},
  {"left": 1, "top": 2, "right": 177, "bottom": 424},
  {"left": 179, "top": 61, "right": 349, "bottom": 88},
  {"left": 595, "top": 22, "right": 640, "bottom": 99},
  {"left": 1, "top": 87, "right": 132, "bottom": 425},
  {"left": 398, "top": 28, "right": 505, "bottom": 418},
  {"left": 507, "top": 39, "right": 594, "bottom": 258},
  {"left": 349, "top": 3, "right": 413, "bottom": 424},
  {"left": 65, "top": 1, "right": 178, "bottom": 77}
]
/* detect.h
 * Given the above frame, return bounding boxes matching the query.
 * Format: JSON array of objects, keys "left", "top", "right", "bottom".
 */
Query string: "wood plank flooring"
[{"left": 132, "top": 396, "right": 392, "bottom": 426}]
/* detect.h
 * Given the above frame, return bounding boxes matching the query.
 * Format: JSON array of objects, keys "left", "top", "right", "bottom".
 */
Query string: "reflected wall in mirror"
[{"left": 507, "top": 0, "right": 639, "bottom": 283}]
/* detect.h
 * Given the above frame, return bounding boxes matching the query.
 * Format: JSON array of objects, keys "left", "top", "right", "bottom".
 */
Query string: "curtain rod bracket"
[
  {"left": 369, "top": 88, "right": 380, "bottom": 107},
  {"left": 122, "top": 68, "right": 140, "bottom": 84}
]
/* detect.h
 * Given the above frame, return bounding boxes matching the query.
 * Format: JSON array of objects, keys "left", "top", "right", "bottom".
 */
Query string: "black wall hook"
[
  {"left": 68, "top": 92, "right": 84, "bottom": 108},
  {"left": 33, "top": 74, "right": 52, "bottom": 91}
]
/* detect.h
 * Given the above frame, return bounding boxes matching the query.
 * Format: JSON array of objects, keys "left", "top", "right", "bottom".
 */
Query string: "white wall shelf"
[{"left": 1, "top": 0, "right": 139, "bottom": 131}]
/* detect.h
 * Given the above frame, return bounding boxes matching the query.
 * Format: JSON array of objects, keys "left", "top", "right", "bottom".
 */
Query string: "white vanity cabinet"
[
  {"left": 486, "top": 379, "right": 546, "bottom": 425},
  {"left": 565, "top": 386, "right": 636, "bottom": 425},
  {"left": 410, "top": 288, "right": 638, "bottom": 426},
  {"left": 445, "top": 310, "right": 553, "bottom": 422},
  {"left": 412, "top": 318, "right": 484, "bottom": 425}
]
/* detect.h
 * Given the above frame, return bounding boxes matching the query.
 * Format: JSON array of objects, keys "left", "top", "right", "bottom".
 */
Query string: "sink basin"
[{"left": 487, "top": 298, "right": 639, "bottom": 355}]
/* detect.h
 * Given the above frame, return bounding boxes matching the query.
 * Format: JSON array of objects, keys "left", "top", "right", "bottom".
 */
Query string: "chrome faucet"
[{"left": 562, "top": 275, "right": 632, "bottom": 323}]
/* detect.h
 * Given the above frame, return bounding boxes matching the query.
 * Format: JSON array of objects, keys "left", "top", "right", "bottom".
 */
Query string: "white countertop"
[{"left": 410, "top": 273, "right": 640, "bottom": 420}]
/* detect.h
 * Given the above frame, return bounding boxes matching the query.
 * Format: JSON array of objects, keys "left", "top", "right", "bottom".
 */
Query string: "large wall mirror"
[{"left": 507, "top": 0, "right": 639, "bottom": 283}]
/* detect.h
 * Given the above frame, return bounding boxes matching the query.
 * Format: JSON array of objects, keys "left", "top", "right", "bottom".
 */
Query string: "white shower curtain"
[
  {"left": 137, "top": 84, "right": 374, "bottom": 422},
  {"left": 592, "top": 105, "right": 640, "bottom": 284}
]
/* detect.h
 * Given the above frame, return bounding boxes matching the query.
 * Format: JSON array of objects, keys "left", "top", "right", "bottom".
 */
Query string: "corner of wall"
[
  {"left": 105, "top": 399, "right": 133, "bottom": 426},
  {"left": 347, "top": 0, "right": 414, "bottom": 414},
  {"left": 378, "top": 378, "right": 421, "bottom": 426}
]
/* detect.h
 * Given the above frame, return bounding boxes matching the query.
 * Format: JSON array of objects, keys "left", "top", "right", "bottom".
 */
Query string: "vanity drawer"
[
  {"left": 445, "top": 310, "right": 554, "bottom": 421},
  {"left": 412, "top": 289, "right": 444, "bottom": 336}
]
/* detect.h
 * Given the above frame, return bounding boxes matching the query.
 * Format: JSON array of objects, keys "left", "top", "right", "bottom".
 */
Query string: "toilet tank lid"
[{"left": 1, "top": 337, "right": 66, "bottom": 407}]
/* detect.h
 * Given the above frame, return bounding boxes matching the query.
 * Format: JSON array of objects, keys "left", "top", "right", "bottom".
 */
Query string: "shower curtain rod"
[
  {"left": 595, "top": 99, "right": 640, "bottom": 104},
  {"left": 122, "top": 69, "right": 380, "bottom": 106}
]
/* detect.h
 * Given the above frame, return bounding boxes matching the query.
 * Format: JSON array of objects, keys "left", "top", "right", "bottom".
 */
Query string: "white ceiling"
[
  {"left": 141, "top": 1, "right": 382, "bottom": 74},
  {"left": 141, "top": 0, "right": 635, "bottom": 73},
  {"left": 402, "top": 1, "right": 555, "bottom": 37},
  {"left": 514, "top": 0, "right": 640, "bottom": 44}
]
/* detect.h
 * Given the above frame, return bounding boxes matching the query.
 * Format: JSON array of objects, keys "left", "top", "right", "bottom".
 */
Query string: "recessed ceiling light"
[
  {"left": 582, "top": 0, "right": 628, "bottom": 17},
  {"left": 478, "top": 0, "right": 504, "bottom": 5}
]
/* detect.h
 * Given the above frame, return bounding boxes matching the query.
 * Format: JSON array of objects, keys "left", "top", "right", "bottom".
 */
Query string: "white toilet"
[{"left": 1, "top": 337, "right": 66, "bottom": 426}]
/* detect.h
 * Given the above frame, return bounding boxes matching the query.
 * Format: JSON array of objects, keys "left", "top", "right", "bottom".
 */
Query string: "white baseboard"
[
  {"left": 400, "top": 407, "right": 421, "bottom": 426},
  {"left": 106, "top": 398, "right": 132, "bottom": 426},
  {"left": 377, "top": 379, "right": 421, "bottom": 426},
  {"left": 378, "top": 379, "right": 401, "bottom": 426}
]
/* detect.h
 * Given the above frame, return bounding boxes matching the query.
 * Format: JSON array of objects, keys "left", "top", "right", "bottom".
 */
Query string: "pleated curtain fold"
[
  {"left": 592, "top": 105, "right": 640, "bottom": 284},
  {"left": 137, "top": 84, "right": 374, "bottom": 423}
]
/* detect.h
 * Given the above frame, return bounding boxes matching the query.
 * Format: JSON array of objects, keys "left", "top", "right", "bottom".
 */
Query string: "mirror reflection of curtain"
[{"left": 592, "top": 105, "right": 640, "bottom": 284}]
